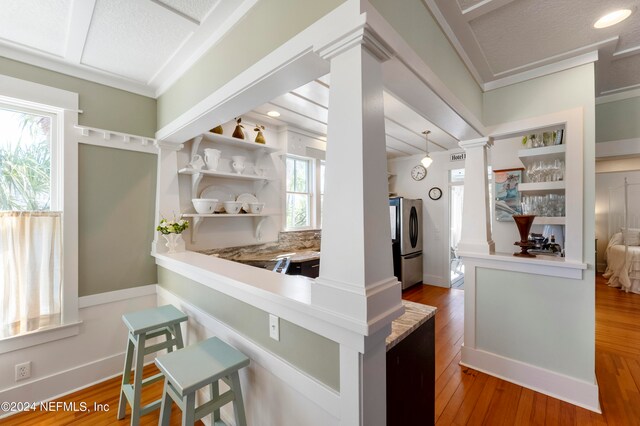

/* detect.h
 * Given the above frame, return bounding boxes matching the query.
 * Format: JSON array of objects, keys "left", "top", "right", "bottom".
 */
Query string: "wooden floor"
[
  {"left": 3, "top": 364, "right": 204, "bottom": 425},
  {"left": 403, "top": 274, "right": 640, "bottom": 425},
  {"left": 5, "top": 275, "right": 640, "bottom": 425}
]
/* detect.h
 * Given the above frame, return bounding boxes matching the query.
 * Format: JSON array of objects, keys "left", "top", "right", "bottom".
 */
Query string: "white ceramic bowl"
[
  {"left": 192, "top": 198, "right": 218, "bottom": 214},
  {"left": 223, "top": 201, "right": 243, "bottom": 214},
  {"left": 248, "top": 202, "right": 265, "bottom": 214}
]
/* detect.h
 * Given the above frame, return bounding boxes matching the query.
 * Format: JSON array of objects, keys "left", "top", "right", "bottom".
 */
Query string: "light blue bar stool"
[
  {"left": 155, "top": 337, "right": 250, "bottom": 426},
  {"left": 117, "top": 305, "right": 188, "bottom": 425}
]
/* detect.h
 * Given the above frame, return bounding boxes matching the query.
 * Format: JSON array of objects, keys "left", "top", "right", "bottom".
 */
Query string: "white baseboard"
[
  {"left": 461, "top": 345, "right": 601, "bottom": 413},
  {"left": 423, "top": 273, "right": 449, "bottom": 287},
  {"left": 0, "top": 352, "right": 125, "bottom": 417}
]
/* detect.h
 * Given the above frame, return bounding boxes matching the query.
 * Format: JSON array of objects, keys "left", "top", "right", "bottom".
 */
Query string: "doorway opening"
[{"left": 450, "top": 168, "right": 465, "bottom": 289}]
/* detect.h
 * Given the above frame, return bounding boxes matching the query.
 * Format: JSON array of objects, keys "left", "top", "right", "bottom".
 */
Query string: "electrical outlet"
[
  {"left": 269, "top": 314, "right": 280, "bottom": 341},
  {"left": 15, "top": 361, "right": 31, "bottom": 381}
]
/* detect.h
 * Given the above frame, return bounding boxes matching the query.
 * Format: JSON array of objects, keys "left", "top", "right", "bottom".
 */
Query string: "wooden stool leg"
[
  {"left": 172, "top": 323, "right": 185, "bottom": 349},
  {"left": 117, "top": 335, "right": 135, "bottom": 419},
  {"left": 131, "top": 333, "right": 146, "bottom": 426},
  {"left": 158, "top": 380, "right": 172, "bottom": 426},
  {"left": 164, "top": 328, "right": 174, "bottom": 353},
  {"left": 183, "top": 392, "right": 196, "bottom": 426},
  {"left": 230, "top": 372, "right": 247, "bottom": 426},
  {"left": 210, "top": 381, "right": 223, "bottom": 425}
]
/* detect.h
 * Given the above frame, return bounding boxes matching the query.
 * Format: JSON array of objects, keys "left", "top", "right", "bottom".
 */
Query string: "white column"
[
  {"left": 152, "top": 141, "right": 184, "bottom": 254},
  {"left": 313, "top": 27, "right": 403, "bottom": 426},
  {"left": 457, "top": 137, "right": 495, "bottom": 255}
]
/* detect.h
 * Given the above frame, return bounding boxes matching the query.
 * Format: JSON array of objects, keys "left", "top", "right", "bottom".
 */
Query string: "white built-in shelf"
[
  {"left": 182, "top": 212, "right": 276, "bottom": 243},
  {"left": 518, "top": 144, "right": 566, "bottom": 164},
  {"left": 178, "top": 167, "right": 274, "bottom": 182},
  {"left": 201, "top": 132, "right": 280, "bottom": 153},
  {"left": 533, "top": 217, "right": 566, "bottom": 225},
  {"left": 182, "top": 213, "right": 273, "bottom": 218},
  {"left": 519, "top": 181, "right": 565, "bottom": 193}
]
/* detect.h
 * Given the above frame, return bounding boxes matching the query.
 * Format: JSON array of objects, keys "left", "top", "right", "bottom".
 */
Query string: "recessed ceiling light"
[
  {"left": 594, "top": 9, "right": 632, "bottom": 29},
  {"left": 267, "top": 111, "right": 281, "bottom": 117}
]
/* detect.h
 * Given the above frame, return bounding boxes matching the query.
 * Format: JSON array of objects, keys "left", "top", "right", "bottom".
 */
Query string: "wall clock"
[
  {"left": 411, "top": 164, "right": 427, "bottom": 181},
  {"left": 428, "top": 187, "right": 442, "bottom": 200}
]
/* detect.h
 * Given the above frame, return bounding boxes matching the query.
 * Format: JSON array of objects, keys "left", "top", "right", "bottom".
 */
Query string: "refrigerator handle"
[{"left": 403, "top": 251, "right": 422, "bottom": 260}]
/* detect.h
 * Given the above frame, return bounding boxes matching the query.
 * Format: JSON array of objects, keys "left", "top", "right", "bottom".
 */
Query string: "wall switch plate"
[
  {"left": 15, "top": 361, "right": 31, "bottom": 381},
  {"left": 269, "top": 314, "right": 280, "bottom": 341}
]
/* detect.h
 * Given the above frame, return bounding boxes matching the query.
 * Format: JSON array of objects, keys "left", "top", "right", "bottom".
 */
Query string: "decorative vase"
[
  {"left": 513, "top": 214, "right": 536, "bottom": 257},
  {"left": 204, "top": 148, "right": 221, "bottom": 171},
  {"left": 232, "top": 125, "right": 245, "bottom": 139},
  {"left": 211, "top": 125, "right": 223, "bottom": 134},
  {"left": 231, "top": 155, "right": 246, "bottom": 174},
  {"left": 163, "top": 233, "right": 184, "bottom": 254},
  {"left": 255, "top": 130, "right": 266, "bottom": 144}
]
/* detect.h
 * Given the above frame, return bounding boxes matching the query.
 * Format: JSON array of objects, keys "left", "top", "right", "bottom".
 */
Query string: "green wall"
[
  {"left": 481, "top": 64, "right": 596, "bottom": 383},
  {"left": 0, "top": 57, "right": 156, "bottom": 137},
  {"left": 157, "top": 0, "right": 344, "bottom": 129},
  {"left": 158, "top": 267, "right": 340, "bottom": 391},
  {"left": 78, "top": 145, "right": 158, "bottom": 296},
  {"left": 369, "top": 0, "right": 483, "bottom": 122},
  {"left": 596, "top": 96, "right": 640, "bottom": 143}
]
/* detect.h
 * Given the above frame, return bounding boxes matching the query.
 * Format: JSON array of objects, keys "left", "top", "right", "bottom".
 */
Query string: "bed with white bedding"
[{"left": 603, "top": 231, "right": 640, "bottom": 294}]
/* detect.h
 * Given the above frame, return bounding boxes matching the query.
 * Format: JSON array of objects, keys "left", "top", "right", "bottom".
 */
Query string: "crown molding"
[
  {"left": 596, "top": 87, "right": 640, "bottom": 104},
  {"left": 484, "top": 51, "right": 599, "bottom": 92}
]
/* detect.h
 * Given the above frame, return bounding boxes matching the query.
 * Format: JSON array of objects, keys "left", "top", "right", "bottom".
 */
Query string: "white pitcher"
[
  {"left": 189, "top": 154, "right": 205, "bottom": 170},
  {"left": 204, "top": 149, "right": 221, "bottom": 171},
  {"left": 231, "top": 155, "right": 246, "bottom": 174}
]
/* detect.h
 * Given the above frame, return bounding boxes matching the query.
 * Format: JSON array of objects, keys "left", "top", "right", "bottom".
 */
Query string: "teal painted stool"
[
  {"left": 155, "top": 337, "right": 250, "bottom": 426},
  {"left": 117, "top": 305, "right": 188, "bottom": 425}
]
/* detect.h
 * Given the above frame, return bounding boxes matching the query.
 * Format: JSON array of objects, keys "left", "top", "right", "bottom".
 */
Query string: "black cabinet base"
[{"left": 386, "top": 316, "right": 435, "bottom": 426}]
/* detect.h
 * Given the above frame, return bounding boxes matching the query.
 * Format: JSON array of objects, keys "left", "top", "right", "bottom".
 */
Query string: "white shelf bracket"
[
  {"left": 191, "top": 135, "right": 204, "bottom": 161},
  {"left": 188, "top": 216, "right": 204, "bottom": 244},
  {"left": 191, "top": 173, "right": 204, "bottom": 199},
  {"left": 253, "top": 216, "right": 268, "bottom": 242}
]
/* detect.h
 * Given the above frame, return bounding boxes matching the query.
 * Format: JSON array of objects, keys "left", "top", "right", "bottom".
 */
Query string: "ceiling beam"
[
  {"left": 64, "top": 0, "right": 97, "bottom": 63},
  {"left": 461, "top": 0, "right": 517, "bottom": 21},
  {"left": 148, "top": 0, "right": 200, "bottom": 26}
]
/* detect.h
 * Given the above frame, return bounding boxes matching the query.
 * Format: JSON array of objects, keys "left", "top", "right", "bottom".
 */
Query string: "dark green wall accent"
[
  {"left": 79, "top": 145, "right": 157, "bottom": 296},
  {"left": 158, "top": 267, "right": 340, "bottom": 391},
  {"left": 0, "top": 57, "right": 156, "bottom": 137}
]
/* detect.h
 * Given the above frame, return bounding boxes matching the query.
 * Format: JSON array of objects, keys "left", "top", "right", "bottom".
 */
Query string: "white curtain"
[{"left": 0, "top": 211, "right": 62, "bottom": 338}]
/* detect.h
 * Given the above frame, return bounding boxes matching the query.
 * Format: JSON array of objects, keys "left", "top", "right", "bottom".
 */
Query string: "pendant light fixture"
[{"left": 421, "top": 130, "right": 433, "bottom": 168}]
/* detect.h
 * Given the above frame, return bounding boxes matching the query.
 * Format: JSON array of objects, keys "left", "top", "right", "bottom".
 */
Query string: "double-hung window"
[
  {"left": 0, "top": 75, "right": 79, "bottom": 350},
  {"left": 0, "top": 103, "right": 62, "bottom": 339},
  {"left": 285, "top": 156, "right": 312, "bottom": 229}
]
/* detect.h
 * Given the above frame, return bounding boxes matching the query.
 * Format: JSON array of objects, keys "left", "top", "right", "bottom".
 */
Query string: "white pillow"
[{"left": 623, "top": 229, "right": 640, "bottom": 246}]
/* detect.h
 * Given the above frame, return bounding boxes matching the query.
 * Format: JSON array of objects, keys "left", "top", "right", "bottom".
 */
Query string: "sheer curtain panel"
[{"left": 1, "top": 211, "right": 62, "bottom": 338}]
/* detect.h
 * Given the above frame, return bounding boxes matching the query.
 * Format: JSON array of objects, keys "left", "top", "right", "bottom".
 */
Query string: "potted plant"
[{"left": 156, "top": 217, "right": 189, "bottom": 253}]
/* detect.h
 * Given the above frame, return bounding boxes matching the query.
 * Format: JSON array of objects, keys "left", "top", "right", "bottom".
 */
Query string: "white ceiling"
[
  {"left": 427, "top": 0, "right": 640, "bottom": 96},
  {"left": 0, "top": 0, "right": 257, "bottom": 97}
]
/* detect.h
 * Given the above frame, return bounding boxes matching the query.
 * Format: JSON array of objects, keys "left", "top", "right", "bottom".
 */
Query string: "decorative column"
[
  {"left": 457, "top": 137, "right": 495, "bottom": 255},
  {"left": 313, "top": 26, "right": 403, "bottom": 426},
  {"left": 152, "top": 141, "right": 184, "bottom": 254}
]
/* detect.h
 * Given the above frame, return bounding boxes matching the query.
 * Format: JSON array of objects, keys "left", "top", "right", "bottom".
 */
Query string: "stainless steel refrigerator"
[{"left": 389, "top": 197, "right": 423, "bottom": 289}]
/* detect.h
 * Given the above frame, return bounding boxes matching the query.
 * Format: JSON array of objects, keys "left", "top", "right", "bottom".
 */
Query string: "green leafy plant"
[
  {"left": 156, "top": 218, "right": 189, "bottom": 234},
  {"left": 0, "top": 113, "right": 51, "bottom": 211}
]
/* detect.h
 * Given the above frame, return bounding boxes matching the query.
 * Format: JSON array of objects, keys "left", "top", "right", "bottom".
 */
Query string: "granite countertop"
[
  {"left": 386, "top": 300, "right": 437, "bottom": 351},
  {"left": 199, "top": 230, "right": 322, "bottom": 265}
]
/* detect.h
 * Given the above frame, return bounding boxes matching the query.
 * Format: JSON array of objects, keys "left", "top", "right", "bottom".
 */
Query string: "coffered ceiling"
[
  {"left": 0, "top": 0, "right": 257, "bottom": 97},
  {"left": 426, "top": 0, "right": 640, "bottom": 96}
]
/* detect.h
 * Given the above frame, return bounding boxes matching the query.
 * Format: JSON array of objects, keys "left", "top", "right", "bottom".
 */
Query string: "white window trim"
[
  {"left": 0, "top": 74, "right": 80, "bottom": 352},
  {"left": 285, "top": 155, "right": 315, "bottom": 231}
]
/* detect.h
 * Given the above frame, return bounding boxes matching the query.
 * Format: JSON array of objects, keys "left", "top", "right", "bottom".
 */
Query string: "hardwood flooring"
[
  {"left": 2, "top": 364, "right": 203, "bottom": 425},
  {"left": 4, "top": 275, "right": 639, "bottom": 425},
  {"left": 403, "top": 274, "right": 640, "bottom": 425}
]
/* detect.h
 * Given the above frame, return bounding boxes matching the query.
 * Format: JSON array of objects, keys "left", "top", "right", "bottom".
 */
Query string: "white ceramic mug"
[
  {"left": 204, "top": 149, "right": 221, "bottom": 171},
  {"left": 189, "top": 154, "right": 205, "bottom": 170},
  {"left": 231, "top": 155, "right": 246, "bottom": 174}
]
